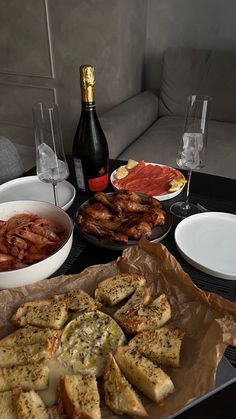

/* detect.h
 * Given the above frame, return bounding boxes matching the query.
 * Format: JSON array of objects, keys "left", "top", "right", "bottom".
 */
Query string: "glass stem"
[
  {"left": 185, "top": 170, "right": 192, "bottom": 209},
  {"left": 52, "top": 183, "right": 58, "bottom": 206}
]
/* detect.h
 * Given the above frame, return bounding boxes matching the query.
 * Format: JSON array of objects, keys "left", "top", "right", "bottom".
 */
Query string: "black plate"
[{"left": 75, "top": 192, "right": 173, "bottom": 250}]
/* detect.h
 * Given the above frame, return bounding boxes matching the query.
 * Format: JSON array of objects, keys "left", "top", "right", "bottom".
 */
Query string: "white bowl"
[{"left": 0, "top": 200, "right": 74, "bottom": 289}]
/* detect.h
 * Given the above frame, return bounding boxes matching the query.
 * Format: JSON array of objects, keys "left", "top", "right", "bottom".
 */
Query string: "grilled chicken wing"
[
  {"left": 77, "top": 191, "right": 166, "bottom": 243},
  {"left": 83, "top": 203, "right": 113, "bottom": 220},
  {"left": 78, "top": 214, "right": 128, "bottom": 243}
]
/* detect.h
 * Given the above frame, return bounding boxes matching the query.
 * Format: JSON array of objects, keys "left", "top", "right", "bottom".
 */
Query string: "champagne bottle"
[{"left": 72, "top": 65, "right": 109, "bottom": 193}]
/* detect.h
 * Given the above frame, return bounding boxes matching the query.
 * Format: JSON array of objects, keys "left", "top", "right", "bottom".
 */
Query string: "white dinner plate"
[
  {"left": 175, "top": 212, "right": 236, "bottom": 280},
  {"left": 0, "top": 176, "right": 76, "bottom": 211},
  {"left": 110, "top": 163, "right": 186, "bottom": 201}
]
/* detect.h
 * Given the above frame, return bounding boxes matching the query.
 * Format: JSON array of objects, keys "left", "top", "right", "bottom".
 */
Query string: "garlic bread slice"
[
  {"left": 104, "top": 352, "right": 147, "bottom": 417},
  {"left": 11, "top": 300, "right": 68, "bottom": 330},
  {"left": 114, "top": 285, "right": 151, "bottom": 333},
  {"left": 95, "top": 273, "right": 146, "bottom": 305},
  {"left": 60, "top": 374, "right": 101, "bottom": 419},
  {"left": 129, "top": 326, "right": 185, "bottom": 367},
  {"left": 115, "top": 346, "right": 174, "bottom": 404},
  {"left": 0, "top": 362, "right": 49, "bottom": 392},
  {"left": 16, "top": 389, "right": 49, "bottom": 419},
  {"left": 132, "top": 293, "right": 172, "bottom": 332},
  {"left": 0, "top": 326, "right": 61, "bottom": 349},
  {"left": 0, "top": 390, "right": 17, "bottom": 418},
  {"left": 54, "top": 289, "right": 101, "bottom": 312},
  {"left": 0, "top": 341, "right": 56, "bottom": 368}
]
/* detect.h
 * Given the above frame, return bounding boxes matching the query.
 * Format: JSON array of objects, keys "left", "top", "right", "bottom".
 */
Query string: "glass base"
[{"left": 170, "top": 201, "right": 200, "bottom": 218}]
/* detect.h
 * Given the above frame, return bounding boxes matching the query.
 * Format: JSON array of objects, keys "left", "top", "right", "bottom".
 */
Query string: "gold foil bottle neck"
[{"left": 80, "top": 65, "right": 95, "bottom": 102}]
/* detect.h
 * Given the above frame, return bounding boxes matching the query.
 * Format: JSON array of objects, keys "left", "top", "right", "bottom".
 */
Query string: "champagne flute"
[
  {"left": 170, "top": 95, "right": 211, "bottom": 218},
  {"left": 32, "top": 102, "right": 69, "bottom": 206}
]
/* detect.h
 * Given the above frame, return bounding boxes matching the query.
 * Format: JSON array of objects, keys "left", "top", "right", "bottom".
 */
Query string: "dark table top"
[{"left": 29, "top": 158, "right": 236, "bottom": 418}]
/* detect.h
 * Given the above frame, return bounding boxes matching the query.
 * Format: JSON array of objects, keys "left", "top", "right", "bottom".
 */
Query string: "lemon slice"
[
  {"left": 169, "top": 178, "right": 186, "bottom": 192},
  {"left": 115, "top": 166, "right": 129, "bottom": 180},
  {"left": 126, "top": 159, "right": 138, "bottom": 170}
]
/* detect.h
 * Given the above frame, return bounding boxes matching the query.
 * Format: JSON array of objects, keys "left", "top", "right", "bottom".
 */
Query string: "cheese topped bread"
[
  {"left": 114, "top": 285, "right": 151, "bottom": 333},
  {"left": 15, "top": 389, "right": 49, "bottom": 419},
  {"left": 115, "top": 293, "right": 171, "bottom": 333},
  {"left": 0, "top": 362, "right": 49, "bottom": 392},
  {"left": 54, "top": 289, "right": 101, "bottom": 312},
  {"left": 115, "top": 346, "right": 175, "bottom": 404},
  {"left": 60, "top": 374, "right": 101, "bottom": 419},
  {"left": 94, "top": 273, "right": 147, "bottom": 305},
  {"left": 0, "top": 326, "right": 61, "bottom": 349},
  {"left": 104, "top": 352, "right": 147, "bottom": 417},
  {"left": 11, "top": 300, "right": 68, "bottom": 330},
  {"left": 128, "top": 325, "right": 185, "bottom": 367},
  {"left": 59, "top": 310, "right": 126, "bottom": 377},
  {"left": 0, "top": 390, "right": 17, "bottom": 419},
  {"left": 0, "top": 341, "right": 56, "bottom": 368}
]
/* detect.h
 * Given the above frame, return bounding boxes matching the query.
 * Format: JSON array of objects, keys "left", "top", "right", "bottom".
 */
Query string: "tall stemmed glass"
[
  {"left": 170, "top": 95, "right": 211, "bottom": 218},
  {"left": 32, "top": 102, "right": 69, "bottom": 206}
]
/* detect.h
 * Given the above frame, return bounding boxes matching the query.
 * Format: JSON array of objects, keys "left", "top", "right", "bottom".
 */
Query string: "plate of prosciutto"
[{"left": 111, "top": 160, "right": 186, "bottom": 201}]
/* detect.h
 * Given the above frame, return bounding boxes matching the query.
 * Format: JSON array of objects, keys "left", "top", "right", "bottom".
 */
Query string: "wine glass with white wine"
[
  {"left": 32, "top": 102, "right": 69, "bottom": 206},
  {"left": 170, "top": 95, "right": 212, "bottom": 218}
]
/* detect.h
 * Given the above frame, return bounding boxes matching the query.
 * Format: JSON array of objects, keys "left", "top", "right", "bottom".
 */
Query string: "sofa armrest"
[{"left": 99, "top": 91, "right": 158, "bottom": 158}]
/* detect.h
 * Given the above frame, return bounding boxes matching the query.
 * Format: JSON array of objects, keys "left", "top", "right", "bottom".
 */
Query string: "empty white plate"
[
  {"left": 175, "top": 212, "right": 236, "bottom": 280},
  {"left": 0, "top": 176, "right": 76, "bottom": 211}
]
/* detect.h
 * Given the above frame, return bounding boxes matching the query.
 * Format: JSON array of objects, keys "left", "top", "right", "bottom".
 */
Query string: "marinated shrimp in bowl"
[{"left": 0, "top": 212, "right": 67, "bottom": 272}]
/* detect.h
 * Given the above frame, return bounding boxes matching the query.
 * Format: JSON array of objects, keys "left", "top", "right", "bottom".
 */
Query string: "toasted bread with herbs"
[
  {"left": 0, "top": 325, "right": 61, "bottom": 349},
  {"left": 0, "top": 340, "right": 57, "bottom": 368},
  {"left": 115, "top": 293, "right": 171, "bottom": 333},
  {"left": 104, "top": 352, "right": 147, "bottom": 417},
  {"left": 15, "top": 389, "right": 49, "bottom": 419},
  {"left": 0, "top": 362, "right": 49, "bottom": 392},
  {"left": 94, "top": 273, "right": 147, "bottom": 306},
  {"left": 54, "top": 289, "right": 101, "bottom": 312},
  {"left": 0, "top": 390, "right": 17, "bottom": 419},
  {"left": 11, "top": 299, "right": 68, "bottom": 329},
  {"left": 114, "top": 285, "right": 151, "bottom": 333},
  {"left": 129, "top": 325, "right": 185, "bottom": 367},
  {"left": 115, "top": 346, "right": 174, "bottom": 404},
  {"left": 60, "top": 374, "right": 101, "bottom": 419}
]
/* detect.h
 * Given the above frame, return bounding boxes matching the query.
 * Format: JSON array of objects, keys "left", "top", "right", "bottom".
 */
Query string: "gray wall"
[
  {"left": 1, "top": 0, "right": 236, "bottom": 168},
  {"left": 0, "top": 0, "right": 147, "bottom": 160},
  {"left": 144, "top": 0, "right": 236, "bottom": 91}
]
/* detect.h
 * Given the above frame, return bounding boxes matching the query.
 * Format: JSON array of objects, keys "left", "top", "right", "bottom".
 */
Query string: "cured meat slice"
[{"left": 114, "top": 162, "right": 184, "bottom": 196}]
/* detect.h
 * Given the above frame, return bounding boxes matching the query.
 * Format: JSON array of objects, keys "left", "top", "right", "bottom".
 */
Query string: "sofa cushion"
[
  {"left": 100, "top": 91, "right": 158, "bottom": 158},
  {"left": 159, "top": 47, "right": 236, "bottom": 123},
  {"left": 118, "top": 116, "right": 236, "bottom": 179}
]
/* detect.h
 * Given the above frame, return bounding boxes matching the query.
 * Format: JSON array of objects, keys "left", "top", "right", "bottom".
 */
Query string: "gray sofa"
[{"left": 100, "top": 47, "right": 236, "bottom": 180}]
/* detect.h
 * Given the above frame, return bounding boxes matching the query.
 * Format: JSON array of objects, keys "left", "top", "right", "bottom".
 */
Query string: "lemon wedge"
[
  {"left": 169, "top": 178, "right": 187, "bottom": 192},
  {"left": 115, "top": 166, "right": 129, "bottom": 179},
  {"left": 126, "top": 159, "right": 138, "bottom": 170}
]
